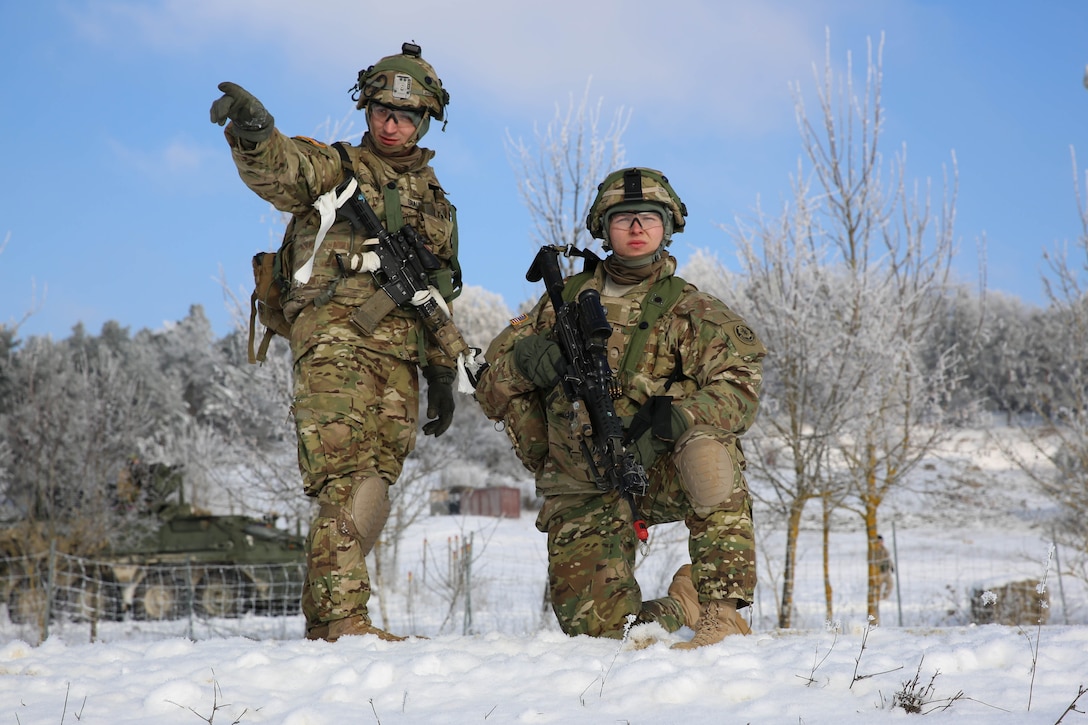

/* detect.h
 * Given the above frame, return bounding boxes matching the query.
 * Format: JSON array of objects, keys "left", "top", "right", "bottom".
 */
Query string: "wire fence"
[
  {"left": 1, "top": 549, "right": 306, "bottom": 643},
  {"left": 3, "top": 516, "right": 1085, "bottom": 645}
]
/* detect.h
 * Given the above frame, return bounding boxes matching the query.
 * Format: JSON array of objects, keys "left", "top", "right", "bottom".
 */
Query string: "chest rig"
[{"left": 561, "top": 267, "right": 686, "bottom": 382}]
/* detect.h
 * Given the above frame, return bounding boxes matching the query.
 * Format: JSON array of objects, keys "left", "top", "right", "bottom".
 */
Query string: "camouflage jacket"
[
  {"left": 227, "top": 129, "right": 457, "bottom": 367},
  {"left": 475, "top": 255, "right": 766, "bottom": 494}
]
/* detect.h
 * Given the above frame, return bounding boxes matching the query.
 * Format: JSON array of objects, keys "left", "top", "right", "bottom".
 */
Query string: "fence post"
[
  {"left": 44, "top": 538, "right": 56, "bottom": 642},
  {"left": 462, "top": 533, "right": 473, "bottom": 635},
  {"left": 891, "top": 521, "right": 903, "bottom": 627},
  {"left": 185, "top": 557, "right": 195, "bottom": 640},
  {"left": 1052, "top": 529, "right": 1070, "bottom": 625}
]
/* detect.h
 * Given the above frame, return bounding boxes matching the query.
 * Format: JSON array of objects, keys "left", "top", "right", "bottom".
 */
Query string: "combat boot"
[
  {"left": 325, "top": 615, "right": 407, "bottom": 643},
  {"left": 667, "top": 564, "right": 701, "bottom": 628},
  {"left": 671, "top": 600, "right": 751, "bottom": 650}
]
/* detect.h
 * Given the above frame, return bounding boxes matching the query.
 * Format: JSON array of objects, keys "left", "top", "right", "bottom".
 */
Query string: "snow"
[
  {"left": 3, "top": 428, "right": 1088, "bottom": 724},
  {"left": 3, "top": 620, "right": 1087, "bottom": 723}
]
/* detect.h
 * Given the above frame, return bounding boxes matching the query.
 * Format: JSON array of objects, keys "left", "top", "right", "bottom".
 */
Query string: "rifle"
[
  {"left": 526, "top": 245, "right": 649, "bottom": 542},
  {"left": 332, "top": 175, "right": 471, "bottom": 367}
]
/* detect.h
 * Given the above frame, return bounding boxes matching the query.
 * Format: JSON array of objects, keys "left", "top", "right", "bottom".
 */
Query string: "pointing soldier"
[
  {"left": 475, "top": 168, "right": 765, "bottom": 648},
  {"left": 211, "top": 43, "right": 460, "bottom": 642}
]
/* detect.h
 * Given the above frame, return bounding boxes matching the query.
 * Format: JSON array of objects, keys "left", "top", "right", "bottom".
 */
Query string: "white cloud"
[
  {"left": 106, "top": 135, "right": 215, "bottom": 179},
  {"left": 67, "top": 0, "right": 869, "bottom": 135}
]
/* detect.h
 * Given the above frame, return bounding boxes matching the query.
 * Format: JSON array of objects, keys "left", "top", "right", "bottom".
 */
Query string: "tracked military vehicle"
[{"left": 2, "top": 462, "right": 306, "bottom": 624}]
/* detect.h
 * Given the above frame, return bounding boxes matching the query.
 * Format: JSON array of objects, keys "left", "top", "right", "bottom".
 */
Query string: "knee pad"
[
  {"left": 350, "top": 476, "right": 392, "bottom": 556},
  {"left": 674, "top": 427, "right": 735, "bottom": 511},
  {"left": 321, "top": 476, "right": 391, "bottom": 556}
]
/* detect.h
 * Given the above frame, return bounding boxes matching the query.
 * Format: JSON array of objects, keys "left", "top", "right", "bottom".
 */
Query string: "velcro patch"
[
  {"left": 509, "top": 313, "right": 530, "bottom": 327},
  {"left": 392, "top": 73, "right": 413, "bottom": 100}
]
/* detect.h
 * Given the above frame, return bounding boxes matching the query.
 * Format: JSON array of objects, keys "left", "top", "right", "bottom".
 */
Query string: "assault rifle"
[
  {"left": 526, "top": 245, "right": 649, "bottom": 541},
  {"left": 332, "top": 177, "right": 470, "bottom": 366}
]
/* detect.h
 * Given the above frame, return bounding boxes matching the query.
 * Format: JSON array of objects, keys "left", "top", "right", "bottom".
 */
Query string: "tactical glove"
[
  {"left": 512, "top": 335, "right": 565, "bottom": 389},
  {"left": 210, "top": 82, "right": 275, "bottom": 143},
  {"left": 628, "top": 426, "right": 671, "bottom": 471},
  {"left": 624, "top": 397, "right": 691, "bottom": 470},
  {"left": 422, "top": 365, "right": 456, "bottom": 437}
]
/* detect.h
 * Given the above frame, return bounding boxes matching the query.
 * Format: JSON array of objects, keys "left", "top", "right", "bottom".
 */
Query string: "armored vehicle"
[{"left": 2, "top": 463, "right": 306, "bottom": 624}]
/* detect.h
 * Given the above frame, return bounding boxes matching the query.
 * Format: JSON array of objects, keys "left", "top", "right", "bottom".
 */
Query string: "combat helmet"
[
  {"left": 586, "top": 167, "right": 687, "bottom": 246},
  {"left": 352, "top": 42, "right": 449, "bottom": 122}
]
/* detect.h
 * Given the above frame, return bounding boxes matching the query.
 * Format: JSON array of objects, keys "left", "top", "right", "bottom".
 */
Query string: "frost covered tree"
[
  {"left": 504, "top": 80, "right": 629, "bottom": 274},
  {"left": 729, "top": 34, "right": 961, "bottom": 626},
  {"left": 0, "top": 336, "right": 159, "bottom": 556},
  {"left": 1001, "top": 149, "right": 1088, "bottom": 581}
]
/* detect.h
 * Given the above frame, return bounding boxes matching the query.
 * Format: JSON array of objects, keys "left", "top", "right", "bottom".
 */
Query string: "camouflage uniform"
[
  {"left": 475, "top": 254, "right": 765, "bottom": 638},
  {"left": 224, "top": 118, "right": 456, "bottom": 638}
]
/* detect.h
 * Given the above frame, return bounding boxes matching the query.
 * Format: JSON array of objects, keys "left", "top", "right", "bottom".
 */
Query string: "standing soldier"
[
  {"left": 211, "top": 43, "right": 460, "bottom": 642},
  {"left": 475, "top": 168, "right": 765, "bottom": 648},
  {"left": 873, "top": 534, "right": 895, "bottom": 600}
]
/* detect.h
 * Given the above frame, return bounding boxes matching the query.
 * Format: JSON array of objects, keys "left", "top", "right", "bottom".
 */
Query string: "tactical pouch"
[
  {"left": 502, "top": 393, "right": 549, "bottom": 474},
  {"left": 248, "top": 251, "right": 291, "bottom": 364},
  {"left": 424, "top": 313, "right": 469, "bottom": 359},
  {"left": 349, "top": 292, "right": 398, "bottom": 335}
]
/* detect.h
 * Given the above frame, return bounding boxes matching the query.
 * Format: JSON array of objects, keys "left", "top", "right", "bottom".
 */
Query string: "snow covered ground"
[{"left": 2, "top": 427, "right": 1087, "bottom": 723}]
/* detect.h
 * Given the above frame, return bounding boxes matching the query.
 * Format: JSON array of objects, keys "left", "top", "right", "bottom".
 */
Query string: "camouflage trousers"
[
  {"left": 536, "top": 437, "right": 756, "bottom": 639},
  {"left": 292, "top": 342, "right": 419, "bottom": 632}
]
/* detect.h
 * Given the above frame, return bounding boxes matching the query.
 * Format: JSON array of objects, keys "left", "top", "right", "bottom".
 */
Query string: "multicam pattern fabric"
[
  {"left": 227, "top": 128, "right": 456, "bottom": 634},
  {"left": 475, "top": 254, "right": 765, "bottom": 637},
  {"left": 301, "top": 475, "right": 374, "bottom": 629},
  {"left": 292, "top": 333, "right": 418, "bottom": 495}
]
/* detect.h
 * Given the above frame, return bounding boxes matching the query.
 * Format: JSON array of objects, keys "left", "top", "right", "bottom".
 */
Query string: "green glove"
[
  {"left": 422, "top": 365, "right": 456, "bottom": 437},
  {"left": 624, "top": 397, "right": 691, "bottom": 470},
  {"left": 628, "top": 426, "right": 670, "bottom": 471},
  {"left": 513, "top": 335, "right": 565, "bottom": 389},
  {"left": 210, "top": 82, "right": 275, "bottom": 143}
]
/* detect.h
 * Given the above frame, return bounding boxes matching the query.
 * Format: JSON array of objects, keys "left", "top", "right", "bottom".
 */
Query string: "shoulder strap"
[
  {"left": 560, "top": 270, "right": 595, "bottom": 304},
  {"left": 332, "top": 141, "right": 354, "bottom": 175},
  {"left": 618, "top": 275, "right": 687, "bottom": 379},
  {"left": 445, "top": 204, "right": 462, "bottom": 301}
]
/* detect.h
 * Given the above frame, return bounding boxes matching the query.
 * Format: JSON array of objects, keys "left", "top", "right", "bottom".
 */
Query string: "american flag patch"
[{"left": 509, "top": 313, "right": 530, "bottom": 326}]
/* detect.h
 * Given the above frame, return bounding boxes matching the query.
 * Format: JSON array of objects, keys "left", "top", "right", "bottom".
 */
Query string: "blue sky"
[{"left": 2, "top": 1, "right": 1086, "bottom": 341}]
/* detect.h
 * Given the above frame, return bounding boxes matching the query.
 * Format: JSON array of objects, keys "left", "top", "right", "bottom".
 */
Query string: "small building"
[{"left": 430, "top": 486, "right": 521, "bottom": 518}]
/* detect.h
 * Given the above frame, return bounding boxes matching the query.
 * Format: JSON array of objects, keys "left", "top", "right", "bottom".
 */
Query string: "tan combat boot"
[
  {"left": 325, "top": 615, "right": 407, "bottom": 643},
  {"left": 671, "top": 600, "right": 752, "bottom": 650},
  {"left": 668, "top": 564, "right": 702, "bottom": 628}
]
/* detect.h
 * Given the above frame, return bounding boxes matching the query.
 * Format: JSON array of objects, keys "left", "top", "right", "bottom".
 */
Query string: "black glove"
[
  {"left": 422, "top": 365, "right": 456, "bottom": 437},
  {"left": 210, "top": 82, "right": 274, "bottom": 143},
  {"left": 513, "top": 335, "right": 564, "bottom": 389}
]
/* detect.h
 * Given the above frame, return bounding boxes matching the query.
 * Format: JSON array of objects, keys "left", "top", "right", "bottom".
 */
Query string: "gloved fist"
[
  {"left": 628, "top": 426, "right": 671, "bottom": 471},
  {"left": 513, "top": 335, "right": 564, "bottom": 389},
  {"left": 210, "top": 82, "right": 274, "bottom": 143},
  {"left": 422, "top": 365, "right": 456, "bottom": 437},
  {"left": 624, "top": 397, "right": 691, "bottom": 470}
]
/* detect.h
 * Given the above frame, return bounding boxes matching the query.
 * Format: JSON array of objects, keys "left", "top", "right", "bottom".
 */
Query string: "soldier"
[
  {"left": 475, "top": 168, "right": 765, "bottom": 648},
  {"left": 873, "top": 534, "right": 895, "bottom": 600},
  {"left": 211, "top": 43, "right": 459, "bottom": 642}
]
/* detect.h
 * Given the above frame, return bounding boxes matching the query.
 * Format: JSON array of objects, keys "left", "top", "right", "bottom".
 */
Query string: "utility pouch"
[
  {"left": 424, "top": 313, "right": 469, "bottom": 359},
  {"left": 503, "top": 393, "right": 549, "bottom": 473},
  {"left": 248, "top": 250, "right": 291, "bottom": 364},
  {"left": 349, "top": 292, "right": 398, "bottom": 335}
]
